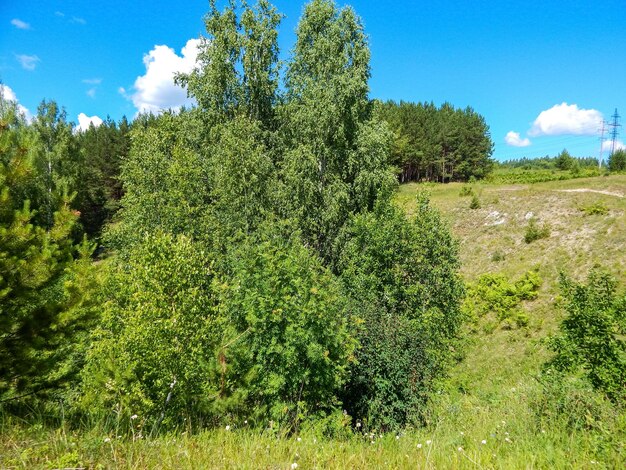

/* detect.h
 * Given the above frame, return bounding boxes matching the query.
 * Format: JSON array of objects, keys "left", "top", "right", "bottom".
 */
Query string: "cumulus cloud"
[
  {"left": 602, "top": 140, "right": 625, "bottom": 152},
  {"left": 505, "top": 131, "right": 531, "bottom": 147},
  {"left": 529, "top": 103, "right": 603, "bottom": 137},
  {"left": 0, "top": 84, "right": 31, "bottom": 120},
  {"left": 76, "top": 113, "right": 103, "bottom": 132},
  {"left": 16, "top": 54, "right": 40, "bottom": 71},
  {"left": 128, "top": 38, "right": 201, "bottom": 114},
  {"left": 11, "top": 19, "right": 31, "bottom": 30}
]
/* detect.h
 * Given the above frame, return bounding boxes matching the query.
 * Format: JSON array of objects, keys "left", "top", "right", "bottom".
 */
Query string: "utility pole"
[
  {"left": 598, "top": 120, "right": 607, "bottom": 168},
  {"left": 608, "top": 108, "right": 621, "bottom": 157}
]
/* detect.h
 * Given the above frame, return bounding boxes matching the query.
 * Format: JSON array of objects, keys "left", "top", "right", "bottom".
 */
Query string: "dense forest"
[
  {"left": 1, "top": 0, "right": 624, "bottom": 458},
  {"left": 378, "top": 100, "right": 494, "bottom": 182}
]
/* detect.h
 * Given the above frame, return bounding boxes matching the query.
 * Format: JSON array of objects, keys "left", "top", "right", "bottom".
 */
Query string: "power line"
[
  {"left": 609, "top": 108, "right": 621, "bottom": 156},
  {"left": 598, "top": 120, "right": 607, "bottom": 168}
]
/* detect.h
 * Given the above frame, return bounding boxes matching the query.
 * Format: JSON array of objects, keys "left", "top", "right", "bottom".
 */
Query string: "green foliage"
[
  {"left": 0, "top": 92, "right": 97, "bottom": 403},
  {"left": 486, "top": 167, "right": 602, "bottom": 185},
  {"left": 176, "top": 0, "right": 282, "bottom": 129},
  {"left": 524, "top": 217, "right": 550, "bottom": 243},
  {"left": 339, "top": 194, "right": 464, "bottom": 429},
  {"left": 546, "top": 270, "right": 626, "bottom": 404},
  {"left": 469, "top": 194, "right": 481, "bottom": 209},
  {"left": 608, "top": 149, "right": 626, "bottom": 172},
  {"left": 459, "top": 184, "right": 474, "bottom": 197},
  {"left": 279, "top": 0, "right": 397, "bottom": 263},
  {"left": 463, "top": 270, "right": 541, "bottom": 327},
  {"left": 105, "top": 111, "right": 212, "bottom": 251},
  {"left": 83, "top": 226, "right": 355, "bottom": 431},
  {"left": 74, "top": 116, "right": 130, "bottom": 236},
  {"left": 555, "top": 149, "right": 574, "bottom": 171},
  {"left": 378, "top": 100, "right": 494, "bottom": 182},
  {"left": 579, "top": 201, "right": 609, "bottom": 216},
  {"left": 81, "top": 232, "right": 218, "bottom": 427},
  {"left": 216, "top": 224, "right": 355, "bottom": 428}
]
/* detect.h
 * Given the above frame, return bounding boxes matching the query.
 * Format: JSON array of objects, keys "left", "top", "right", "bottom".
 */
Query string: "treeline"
[
  {"left": 500, "top": 148, "right": 626, "bottom": 173},
  {"left": 378, "top": 100, "right": 494, "bottom": 183},
  {"left": 0, "top": 97, "right": 130, "bottom": 238},
  {"left": 499, "top": 149, "right": 598, "bottom": 171},
  {"left": 1, "top": 0, "right": 465, "bottom": 432}
]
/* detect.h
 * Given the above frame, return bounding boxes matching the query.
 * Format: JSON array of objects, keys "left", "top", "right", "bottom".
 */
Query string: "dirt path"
[{"left": 556, "top": 188, "right": 624, "bottom": 198}]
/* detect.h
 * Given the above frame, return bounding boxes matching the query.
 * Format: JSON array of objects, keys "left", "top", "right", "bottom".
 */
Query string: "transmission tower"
[
  {"left": 609, "top": 108, "right": 621, "bottom": 156},
  {"left": 598, "top": 120, "right": 607, "bottom": 168}
]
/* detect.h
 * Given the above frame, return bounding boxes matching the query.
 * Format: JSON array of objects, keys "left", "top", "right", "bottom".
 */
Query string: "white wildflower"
[
  {"left": 130, "top": 414, "right": 138, "bottom": 420},
  {"left": 417, "top": 443, "right": 422, "bottom": 449},
  {"left": 225, "top": 425, "right": 231, "bottom": 431},
  {"left": 426, "top": 439, "right": 432, "bottom": 446},
  {"left": 481, "top": 439, "right": 487, "bottom": 445},
  {"left": 291, "top": 463, "right": 298, "bottom": 469}
]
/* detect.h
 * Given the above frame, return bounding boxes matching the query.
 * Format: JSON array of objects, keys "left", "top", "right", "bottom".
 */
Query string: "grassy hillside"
[{"left": 2, "top": 175, "right": 625, "bottom": 469}]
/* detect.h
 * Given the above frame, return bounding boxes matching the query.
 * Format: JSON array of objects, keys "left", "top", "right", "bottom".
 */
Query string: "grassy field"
[{"left": 2, "top": 175, "right": 625, "bottom": 469}]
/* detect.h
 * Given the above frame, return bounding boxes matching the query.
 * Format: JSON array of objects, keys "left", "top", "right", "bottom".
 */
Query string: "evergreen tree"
[
  {"left": 608, "top": 149, "right": 626, "bottom": 172},
  {"left": 0, "top": 90, "right": 95, "bottom": 403}
]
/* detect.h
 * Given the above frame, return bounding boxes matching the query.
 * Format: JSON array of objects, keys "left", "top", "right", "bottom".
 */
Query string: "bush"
[
  {"left": 579, "top": 201, "right": 609, "bottom": 216},
  {"left": 80, "top": 232, "right": 218, "bottom": 429},
  {"left": 215, "top": 224, "right": 355, "bottom": 429},
  {"left": 524, "top": 217, "right": 550, "bottom": 243},
  {"left": 545, "top": 270, "right": 626, "bottom": 404},
  {"left": 459, "top": 185, "right": 474, "bottom": 197},
  {"left": 338, "top": 195, "right": 464, "bottom": 430},
  {"left": 469, "top": 194, "right": 481, "bottom": 209},
  {"left": 463, "top": 270, "right": 541, "bottom": 326}
]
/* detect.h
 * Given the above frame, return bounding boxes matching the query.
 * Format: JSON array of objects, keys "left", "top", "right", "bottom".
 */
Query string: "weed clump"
[
  {"left": 524, "top": 217, "right": 550, "bottom": 243},
  {"left": 459, "top": 185, "right": 474, "bottom": 197},
  {"left": 469, "top": 194, "right": 481, "bottom": 209},
  {"left": 579, "top": 201, "right": 609, "bottom": 216}
]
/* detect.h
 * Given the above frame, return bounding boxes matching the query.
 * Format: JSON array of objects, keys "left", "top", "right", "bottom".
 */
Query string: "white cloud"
[
  {"left": 55, "top": 11, "right": 65, "bottom": 18},
  {"left": 16, "top": 54, "right": 40, "bottom": 71},
  {"left": 71, "top": 16, "right": 86, "bottom": 25},
  {"left": 83, "top": 78, "right": 102, "bottom": 85},
  {"left": 86, "top": 88, "right": 97, "bottom": 98},
  {"left": 76, "top": 113, "right": 103, "bottom": 132},
  {"left": 602, "top": 140, "right": 625, "bottom": 152},
  {"left": 128, "top": 38, "right": 201, "bottom": 114},
  {"left": 529, "top": 103, "right": 603, "bottom": 137},
  {"left": 11, "top": 19, "right": 31, "bottom": 30},
  {"left": 0, "top": 84, "right": 31, "bottom": 120},
  {"left": 505, "top": 131, "right": 531, "bottom": 147}
]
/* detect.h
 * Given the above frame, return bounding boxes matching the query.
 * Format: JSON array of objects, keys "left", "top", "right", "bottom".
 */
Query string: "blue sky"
[{"left": 2, "top": 0, "right": 625, "bottom": 161}]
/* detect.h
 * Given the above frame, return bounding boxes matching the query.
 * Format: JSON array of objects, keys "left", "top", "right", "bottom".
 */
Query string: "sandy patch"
[{"left": 557, "top": 188, "right": 624, "bottom": 198}]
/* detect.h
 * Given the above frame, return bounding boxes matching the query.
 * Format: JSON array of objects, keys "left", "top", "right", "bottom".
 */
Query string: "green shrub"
[
  {"left": 463, "top": 269, "right": 541, "bottom": 326},
  {"left": 545, "top": 270, "right": 626, "bottom": 404},
  {"left": 80, "top": 232, "right": 219, "bottom": 429},
  {"left": 459, "top": 185, "right": 474, "bottom": 197},
  {"left": 469, "top": 194, "right": 481, "bottom": 209},
  {"left": 216, "top": 224, "right": 355, "bottom": 429},
  {"left": 339, "top": 194, "right": 464, "bottom": 430},
  {"left": 524, "top": 217, "right": 550, "bottom": 243},
  {"left": 82, "top": 226, "right": 355, "bottom": 432},
  {"left": 579, "top": 201, "right": 609, "bottom": 216}
]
